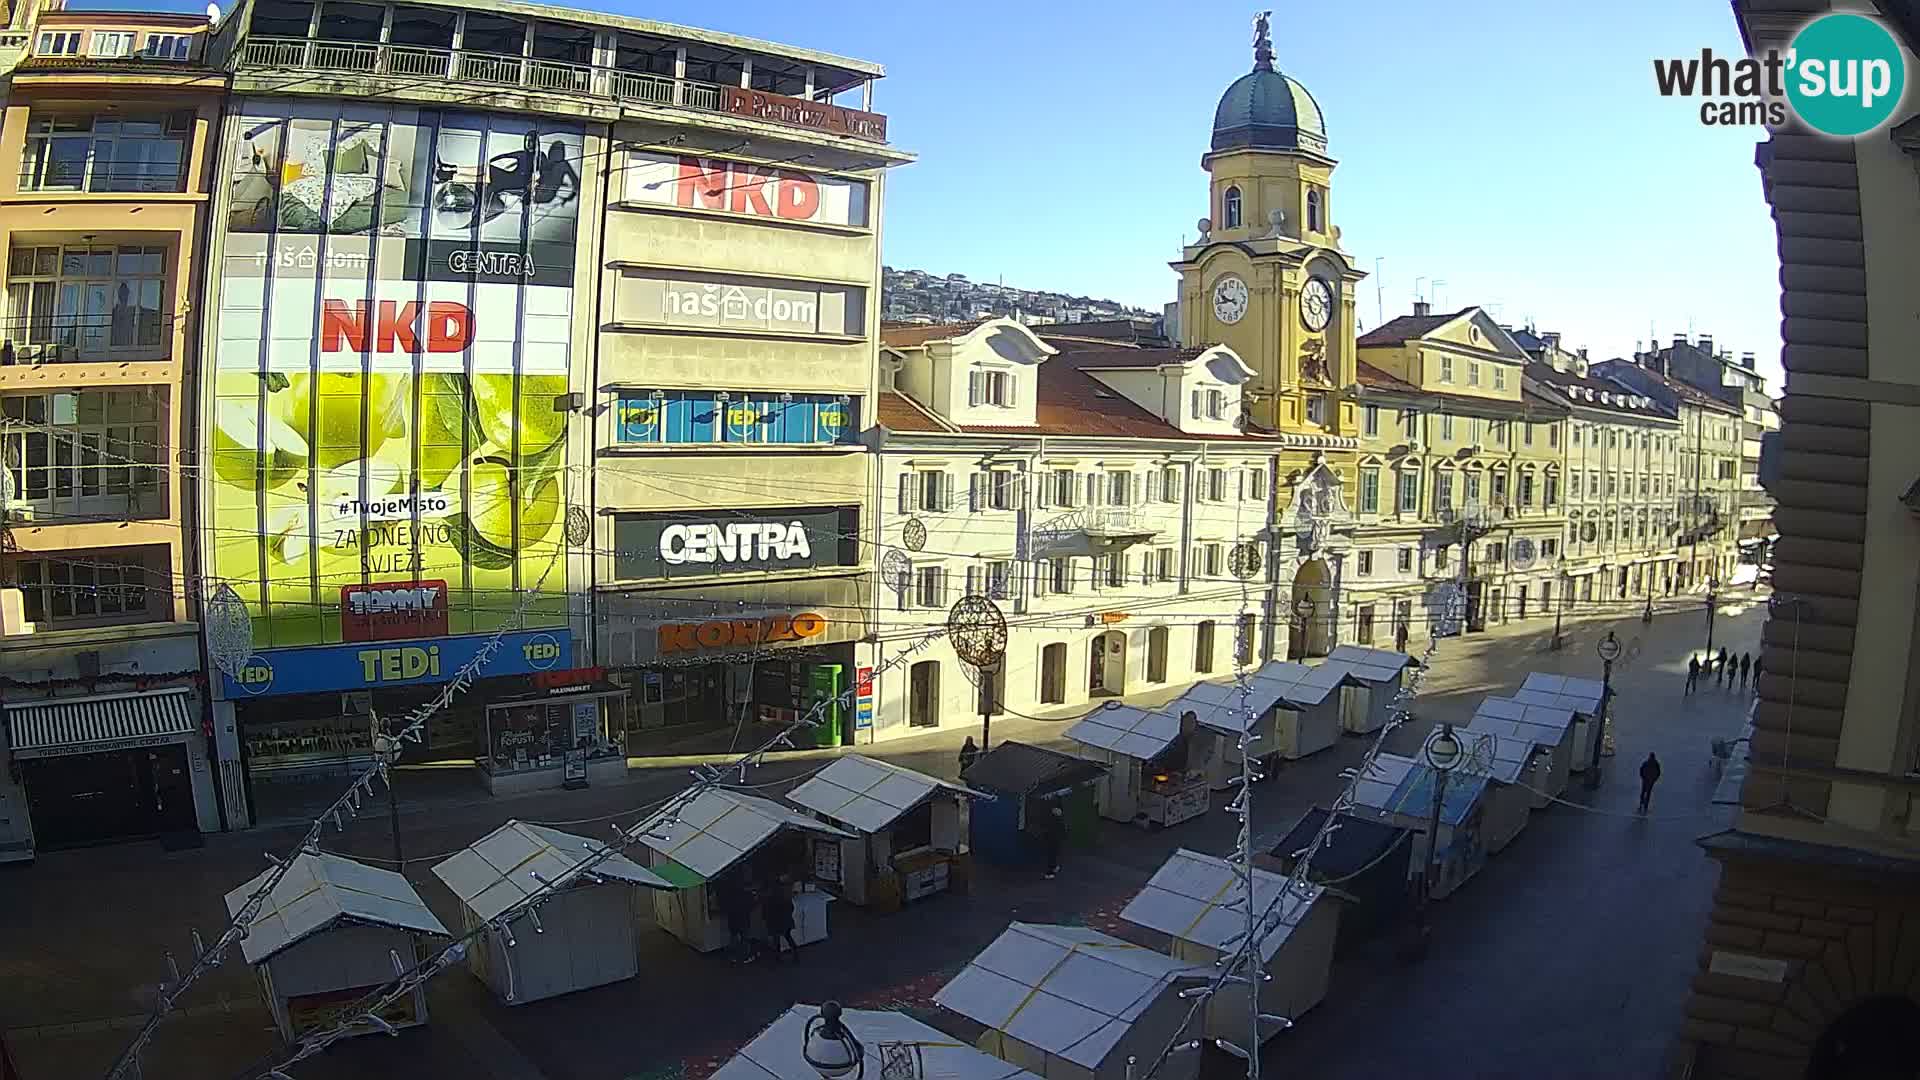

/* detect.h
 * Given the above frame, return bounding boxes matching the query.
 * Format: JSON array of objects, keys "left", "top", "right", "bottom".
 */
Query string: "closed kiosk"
[
  {"left": 935, "top": 922, "right": 1203, "bottom": 1080},
  {"left": 1324, "top": 645, "right": 1415, "bottom": 734},
  {"left": 714, "top": 1004, "right": 1043, "bottom": 1080},
  {"left": 1451, "top": 731, "right": 1537, "bottom": 853},
  {"left": 226, "top": 852, "right": 447, "bottom": 1041},
  {"left": 1173, "top": 679, "right": 1283, "bottom": 788},
  {"left": 1265, "top": 808, "right": 1412, "bottom": 947},
  {"left": 1469, "top": 695, "right": 1579, "bottom": 803},
  {"left": 633, "top": 788, "right": 853, "bottom": 953},
  {"left": 1064, "top": 704, "right": 1210, "bottom": 828},
  {"left": 1351, "top": 753, "right": 1490, "bottom": 900},
  {"left": 1513, "top": 673, "right": 1606, "bottom": 772},
  {"left": 1272, "top": 661, "right": 1354, "bottom": 756},
  {"left": 785, "top": 755, "right": 977, "bottom": 909},
  {"left": 1120, "top": 849, "right": 1338, "bottom": 1048},
  {"left": 962, "top": 741, "right": 1105, "bottom": 868},
  {"left": 431, "top": 820, "right": 672, "bottom": 1004}
]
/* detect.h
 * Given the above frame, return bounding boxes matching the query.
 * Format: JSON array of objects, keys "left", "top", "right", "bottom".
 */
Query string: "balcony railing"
[
  {"left": 237, "top": 37, "right": 888, "bottom": 143},
  {"left": 2, "top": 313, "right": 175, "bottom": 365},
  {"left": 17, "top": 161, "right": 188, "bottom": 195}
]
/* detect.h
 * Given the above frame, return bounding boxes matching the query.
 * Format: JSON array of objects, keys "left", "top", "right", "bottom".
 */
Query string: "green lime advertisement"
[{"left": 211, "top": 101, "right": 583, "bottom": 650}]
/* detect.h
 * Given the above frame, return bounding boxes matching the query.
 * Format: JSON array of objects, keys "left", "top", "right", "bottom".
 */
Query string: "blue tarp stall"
[
  {"left": 1351, "top": 753, "right": 1490, "bottom": 900},
  {"left": 1265, "top": 807, "right": 1412, "bottom": 949},
  {"left": 962, "top": 741, "right": 1106, "bottom": 868}
]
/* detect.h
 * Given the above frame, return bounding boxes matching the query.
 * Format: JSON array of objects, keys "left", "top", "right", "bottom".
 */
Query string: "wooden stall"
[
  {"left": 1469, "top": 695, "right": 1579, "bottom": 803},
  {"left": 1351, "top": 753, "right": 1490, "bottom": 900},
  {"left": 633, "top": 788, "right": 853, "bottom": 953},
  {"left": 431, "top": 820, "right": 672, "bottom": 1004},
  {"left": 1064, "top": 704, "right": 1210, "bottom": 828},
  {"left": 962, "top": 741, "right": 1105, "bottom": 869},
  {"left": 1513, "top": 673, "right": 1607, "bottom": 772},
  {"left": 226, "top": 851, "right": 446, "bottom": 1041},
  {"left": 1120, "top": 849, "right": 1339, "bottom": 1048},
  {"left": 713, "top": 1004, "right": 1043, "bottom": 1080},
  {"left": 935, "top": 922, "right": 1203, "bottom": 1080},
  {"left": 1324, "top": 645, "right": 1416, "bottom": 734},
  {"left": 785, "top": 755, "right": 977, "bottom": 909}
]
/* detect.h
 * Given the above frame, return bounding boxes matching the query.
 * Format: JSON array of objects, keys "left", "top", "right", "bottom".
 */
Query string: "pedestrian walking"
[
  {"left": 1685, "top": 655, "right": 1700, "bottom": 695},
  {"left": 759, "top": 876, "right": 799, "bottom": 964},
  {"left": 1036, "top": 800, "right": 1066, "bottom": 880},
  {"left": 958, "top": 735, "right": 980, "bottom": 776},
  {"left": 1717, "top": 646, "right": 1730, "bottom": 685},
  {"left": 1395, "top": 621, "right": 1410, "bottom": 654},
  {"left": 1638, "top": 752, "right": 1662, "bottom": 814},
  {"left": 1753, "top": 654, "right": 1764, "bottom": 694},
  {"left": 718, "top": 873, "right": 756, "bottom": 964},
  {"left": 1738, "top": 653, "right": 1752, "bottom": 691}
]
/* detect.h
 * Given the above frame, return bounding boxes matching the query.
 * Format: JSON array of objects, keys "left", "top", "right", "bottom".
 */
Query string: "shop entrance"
[
  {"left": 909, "top": 661, "right": 941, "bottom": 728},
  {"left": 1039, "top": 643, "right": 1068, "bottom": 704},
  {"left": 23, "top": 743, "right": 194, "bottom": 849},
  {"left": 1146, "top": 626, "right": 1170, "bottom": 683},
  {"left": 1516, "top": 585, "right": 1529, "bottom": 619},
  {"left": 1089, "top": 631, "right": 1126, "bottom": 696}
]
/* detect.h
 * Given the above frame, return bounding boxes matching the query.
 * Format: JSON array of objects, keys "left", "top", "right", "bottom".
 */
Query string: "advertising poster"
[{"left": 211, "top": 100, "right": 583, "bottom": 661}]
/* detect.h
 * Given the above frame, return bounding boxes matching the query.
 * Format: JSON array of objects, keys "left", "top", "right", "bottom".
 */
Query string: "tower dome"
[{"left": 1211, "top": 14, "right": 1327, "bottom": 154}]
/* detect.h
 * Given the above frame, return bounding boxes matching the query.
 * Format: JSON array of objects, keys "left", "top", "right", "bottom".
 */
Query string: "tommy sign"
[{"left": 613, "top": 506, "right": 857, "bottom": 580}]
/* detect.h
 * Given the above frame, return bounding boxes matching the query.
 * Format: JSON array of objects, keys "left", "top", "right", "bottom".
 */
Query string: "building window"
[
  {"left": 969, "top": 368, "right": 1013, "bottom": 408},
  {"left": 1359, "top": 468, "right": 1380, "bottom": 513},
  {"left": 1485, "top": 542, "right": 1505, "bottom": 563},
  {"left": 1306, "top": 188, "right": 1323, "bottom": 232},
  {"left": 1204, "top": 389, "right": 1225, "bottom": 420},
  {"left": 142, "top": 33, "right": 193, "bottom": 60},
  {"left": 1204, "top": 543, "right": 1224, "bottom": 579},
  {"left": 1159, "top": 466, "right": 1180, "bottom": 503},
  {"left": 1050, "top": 558, "right": 1073, "bottom": 594},
  {"left": 3, "top": 391, "right": 162, "bottom": 514},
  {"left": 1195, "top": 621, "right": 1216, "bottom": 673},
  {"left": 1494, "top": 367, "right": 1507, "bottom": 391},
  {"left": 1236, "top": 613, "right": 1257, "bottom": 666},
  {"left": 985, "top": 560, "right": 1016, "bottom": 600},
  {"left": 1436, "top": 546, "right": 1451, "bottom": 570},
  {"left": 1440, "top": 356, "right": 1454, "bottom": 383},
  {"left": 1468, "top": 362, "right": 1481, "bottom": 387},
  {"left": 1491, "top": 471, "right": 1509, "bottom": 505},
  {"left": 1106, "top": 552, "right": 1129, "bottom": 588},
  {"left": 1207, "top": 468, "right": 1227, "bottom": 502},
  {"left": 901, "top": 470, "right": 951, "bottom": 513},
  {"left": 614, "top": 391, "right": 860, "bottom": 447},
  {"left": 914, "top": 566, "right": 948, "bottom": 608},
  {"left": 1397, "top": 548, "right": 1413, "bottom": 573},
  {"left": 1464, "top": 472, "right": 1481, "bottom": 504},
  {"left": 1524, "top": 422, "right": 1535, "bottom": 446},
  {"left": 1606, "top": 473, "right": 1618, "bottom": 497},
  {"left": 1223, "top": 186, "right": 1242, "bottom": 229},
  {"left": 1156, "top": 547, "right": 1176, "bottom": 582},
  {"left": 89, "top": 30, "right": 136, "bottom": 57},
  {"left": 1052, "top": 469, "right": 1078, "bottom": 507},
  {"left": 1542, "top": 537, "right": 1558, "bottom": 558},
  {"left": 1363, "top": 405, "right": 1380, "bottom": 437},
  {"left": 1247, "top": 466, "right": 1268, "bottom": 501},
  {"left": 15, "top": 554, "right": 150, "bottom": 623},
  {"left": 1441, "top": 414, "right": 1455, "bottom": 441},
  {"left": 21, "top": 111, "right": 191, "bottom": 196},
  {"left": 1571, "top": 425, "right": 1582, "bottom": 447},
  {"left": 1357, "top": 550, "right": 1374, "bottom": 576},
  {"left": 36, "top": 31, "right": 80, "bottom": 55},
  {"left": 1403, "top": 409, "right": 1420, "bottom": 442},
  {"left": 1107, "top": 471, "right": 1132, "bottom": 506},
  {"left": 1397, "top": 469, "right": 1420, "bottom": 514},
  {"left": 1519, "top": 472, "right": 1536, "bottom": 507},
  {"left": 1357, "top": 603, "right": 1377, "bottom": 644},
  {"left": 1434, "top": 471, "right": 1454, "bottom": 514}
]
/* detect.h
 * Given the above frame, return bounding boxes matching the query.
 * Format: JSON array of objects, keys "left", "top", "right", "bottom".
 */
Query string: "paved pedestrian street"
[{"left": 0, "top": 597, "right": 1765, "bottom": 1080}]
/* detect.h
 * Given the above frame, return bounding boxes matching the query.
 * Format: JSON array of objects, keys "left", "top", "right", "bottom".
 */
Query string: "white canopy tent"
[
  {"left": 1514, "top": 673, "right": 1608, "bottom": 771},
  {"left": 935, "top": 922, "right": 1203, "bottom": 1080},
  {"left": 1119, "top": 848, "right": 1337, "bottom": 1047},
  {"left": 1470, "top": 695, "right": 1579, "bottom": 801},
  {"left": 1065, "top": 704, "right": 1209, "bottom": 827},
  {"left": 712, "top": 1004, "right": 1043, "bottom": 1080},
  {"left": 1324, "top": 645, "right": 1415, "bottom": 734},
  {"left": 227, "top": 851, "right": 447, "bottom": 1040},
  {"left": 432, "top": 820, "right": 671, "bottom": 1004},
  {"left": 785, "top": 755, "right": 978, "bottom": 907},
  {"left": 633, "top": 788, "right": 854, "bottom": 952}
]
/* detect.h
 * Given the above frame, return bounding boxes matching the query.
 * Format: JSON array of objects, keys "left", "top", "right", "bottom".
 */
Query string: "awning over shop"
[{"left": 5, "top": 687, "right": 196, "bottom": 759}]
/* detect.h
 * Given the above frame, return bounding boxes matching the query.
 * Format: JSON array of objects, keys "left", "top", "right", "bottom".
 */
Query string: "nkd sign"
[
  {"left": 621, "top": 151, "right": 870, "bottom": 228},
  {"left": 613, "top": 506, "right": 857, "bottom": 580}
]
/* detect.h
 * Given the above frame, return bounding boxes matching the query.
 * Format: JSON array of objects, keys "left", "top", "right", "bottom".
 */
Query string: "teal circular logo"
[{"left": 1786, "top": 14, "right": 1906, "bottom": 136}]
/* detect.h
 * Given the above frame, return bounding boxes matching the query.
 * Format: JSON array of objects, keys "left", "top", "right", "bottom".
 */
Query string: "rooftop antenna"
[
  {"left": 1373, "top": 257, "right": 1385, "bottom": 326},
  {"left": 1432, "top": 279, "right": 1448, "bottom": 311},
  {"left": 1414, "top": 276, "right": 1428, "bottom": 305}
]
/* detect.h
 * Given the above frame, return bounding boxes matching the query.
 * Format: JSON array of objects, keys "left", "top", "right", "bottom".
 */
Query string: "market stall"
[
  {"left": 1265, "top": 808, "right": 1412, "bottom": 948},
  {"left": 1351, "top": 753, "right": 1489, "bottom": 900},
  {"left": 713, "top": 1004, "right": 1043, "bottom": 1080},
  {"left": 935, "top": 922, "right": 1203, "bottom": 1080},
  {"left": 633, "top": 788, "right": 853, "bottom": 953},
  {"left": 1513, "top": 673, "right": 1607, "bottom": 772},
  {"left": 961, "top": 741, "right": 1105, "bottom": 869},
  {"left": 1064, "top": 704, "right": 1210, "bottom": 828},
  {"left": 1120, "top": 848, "right": 1338, "bottom": 1047},
  {"left": 480, "top": 682, "right": 629, "bottom": 796},
  {"left": 1324, "top": 645, "right": 1416, "bottom": 734},
  {"left": 226, "top": 851, "right": 447, "bottom": 1041},
  {"left": 1469, "top": 695, "right": 1579, "bottom": 802},
  {"left": 1172, "top": 678, "right": 1283, "bottom": 789},
  {"left": 431, "top": 820, "right": 672, "bottom": 1004},
  {"left": 1174, "top": 659, "right": 1344, "bottom": 782},
  {"left": 784, "top": 755, "right": 978, "bottom": 909},
  {"left": 1451, "top": 730, "right": 1537, "bottom": 853}
]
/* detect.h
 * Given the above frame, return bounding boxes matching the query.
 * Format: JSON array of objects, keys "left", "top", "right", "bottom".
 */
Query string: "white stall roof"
[
  {"left": 1517, "top": 673, "right": 1606, "bottom": 715},
  {"left": 227, "top": 851, "right": 446, "bottom": 965},
  {"left": 1352, "top": 753, "right": 1419, "bottom": 814},
  {"left": 713, "top": 1005, "right": 1043, "bottom": 1080},
  {"left": 1175, "top": 679, "right": 1282, "bottom": 735},
  {"left": 1471, "top": 696, "right": 1577, "bottom": 746},
  {"left": 1326, "top": 645, "right": 1415, "bottom": 685},
  {"left": 786, "top": 755, "right": 973, "bottom": 834},
  {"left": 1283, "top": 661, "right": 1352, "bottom": 706},
  {"left": 634, "top": 788, "right": 853, "bottom": 882},
  {"left": 1120, "top": 848, "right": 1322, "bottom": 963},
  {"left": 432, "top": 820, "right": 671, "bottom": 923},
  {"left": 1456, "top": 730, "right": 1534, "bottom": 785},
  {"left": 1065, "top": 703, "right": 1183, "bottom": 761},
  {"left": 935, "top": 923, "right": 1200, "bottom": 1070}
]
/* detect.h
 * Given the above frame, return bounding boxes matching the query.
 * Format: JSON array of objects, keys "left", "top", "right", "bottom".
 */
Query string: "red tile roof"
[
  {"left": 1356, "top": 309, "right": 1472, "bottom": 347},
  {"left": 875, "top": 390, "right": 951, "bottom": 433},
  {"left": 1355, "top": 361, "right": 1418, "bottom": 393},
  {"left": 879, "top": 320, "right": 988, "bottom": 347}
]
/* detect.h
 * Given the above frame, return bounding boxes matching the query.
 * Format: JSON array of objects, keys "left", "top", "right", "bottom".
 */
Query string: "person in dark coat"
[
  {"left": 1686, "top": 655, "right": 1700, "bottom": 695},
  {"left": 760, "top": 877, "right": 798, "bottom": 963},
  {"left": 1753, "top": 654, "right": 1765, "bottom": 694},
  {"left": 1716, "top": 647, "right": 1730, "bottom": 686},
  {"left": 718, "top": 873, "right": 756, "bottom": 963},
  {"left": 958, "top": 736, "right": 980, "bottom": 776},
  {"left": 1037, "top": 801, "right": 1066, "bottom": 880},
  {"left": 1638, "top": 752, "right": 1663, "bottom": 814},
  {"left": 1738, "top": 653, "right": 1752, "bottom": 690},
  {"left": 1395, "top": 621, "right": 1410, "bottom": 654}
]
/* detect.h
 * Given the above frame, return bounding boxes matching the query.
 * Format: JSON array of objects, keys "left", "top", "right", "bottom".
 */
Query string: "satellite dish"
[{"left": 206, "top": 2, "right": 222, "bottom": 26}]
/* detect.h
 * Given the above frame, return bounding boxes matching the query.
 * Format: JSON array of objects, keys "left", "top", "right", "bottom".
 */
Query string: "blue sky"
[{"left": 99, "top": 0, "right": 1783, "bottom": 385}]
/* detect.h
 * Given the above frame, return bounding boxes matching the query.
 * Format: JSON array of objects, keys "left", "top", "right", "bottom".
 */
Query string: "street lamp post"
[
  {"left": 1412, "top": 722, "right": 1464, "bottom": 959},
  {"left": 1292, "top": 595, "right": 1315, "bottom": 660},
  {"left": 1455, "top": 500, "right": 1495, "bottom": 633},
  {"left": 803, "top": 1002, "right": 865, "bottom": 1079},
  {"left": 1551, "top": 569, "right": 1568, "bottom": 651},
  {"left": 1704, "top": 576, "right": 1721, "bottom": 654},
  {"left": 1587, "top": 632, "right": 1622, "bottom": 789}
]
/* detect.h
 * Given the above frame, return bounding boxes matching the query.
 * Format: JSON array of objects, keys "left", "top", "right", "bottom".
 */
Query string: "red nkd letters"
[
  {"left": 321, "top": 300, "right": 474, "bottom": 354},
  {"left": 675, "top": 157, "right": 821, "bottom": 221}
]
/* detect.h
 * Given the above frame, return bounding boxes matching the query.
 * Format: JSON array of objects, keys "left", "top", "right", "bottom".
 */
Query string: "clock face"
[
  {"left": 1212, "top": 275, "right": 1249, "bottom": 325},
  {"left": 1301, "top": 277, "right": 1334, "bottom": 332}
]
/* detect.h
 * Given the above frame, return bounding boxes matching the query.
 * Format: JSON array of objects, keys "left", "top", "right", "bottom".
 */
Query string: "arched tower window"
[
  {"left": 1307, "top": 189, "right": 1323, "bottom": 233},
  {"left": 1223, "top": 186, "right": 1242, "bottom": 229}
]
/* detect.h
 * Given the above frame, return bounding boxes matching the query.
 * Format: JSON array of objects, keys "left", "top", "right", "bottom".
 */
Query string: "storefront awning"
[{"left": 6, "top": 688, "right": 196, "bottom": 759}]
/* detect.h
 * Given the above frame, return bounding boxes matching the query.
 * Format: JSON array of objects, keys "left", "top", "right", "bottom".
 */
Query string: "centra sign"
[{"left": 660, "top": 521, "right": 812, "bottom": 566}]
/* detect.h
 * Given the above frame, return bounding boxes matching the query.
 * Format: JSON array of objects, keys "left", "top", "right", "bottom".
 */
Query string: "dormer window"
[
  {"left": 1223, "top": 186, "right": 1242, "bottom": 229},
  {"left": 969, "top": 368, "right": 1014, "bottom": 408},
  {"left": 1307, "top": 189, "right": 1323, "bottom": 233},
  {"left": 1207, "top": 390, "right": 1224, "bottom": 420}
]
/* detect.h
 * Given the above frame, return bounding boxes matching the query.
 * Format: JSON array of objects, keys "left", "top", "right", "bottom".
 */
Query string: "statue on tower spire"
[{"left": 1252, "top": 10, "right": 1275, "bottom": 72}]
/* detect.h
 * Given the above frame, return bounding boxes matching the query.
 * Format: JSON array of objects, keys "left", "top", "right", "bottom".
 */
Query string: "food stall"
[
  {"left": 1120, "top": 849, "right": 1338, "bottom": 1048},
  {"left": 1469, "top": 695, "right": 1579, "bottom": 803},
  {"left": 935, "top": 922, "right": 1203, "bottom": 1080},
  {"left": 632, "top": 788, "right": 853, "bottom": 953},
  {"left": 1324, "top": 645, "right": 1416, "bottom": 734},
  {"left": 1452, "top": 730, "right": 1538, "bottom": 853},
  {"left": 1265, "top": 808, "right": 1412, "bottom": 948},
  {"left": 1513, "top": 673, "right": 1607, "bottom": 772},
  {"left": 431, "top": 820, "right": 671, "bottom": 1004},
  {"left": 1064, "top": 703, "right": 1211, "bottom": 828},
  {"left": 1173, "top": 678, "right": 1283, "bottom": 789},
  {"left": 480, "top": 681, "right": 629, "bottom": 795},
  {"left": 784, "top": 755, "right": 978, "bottom": 910},
  {"left": 226, "top": 851, "right": 447, "bottom": 1041},
  {"left": 713, "top": 1004, "right": 1043, "bottom": 1080},
  {"left": 961, "top": 741, "right": 1106, "bottom": 869},
  {"left": 1351, "top": 752, "right": 1490, "bottom": 900}
]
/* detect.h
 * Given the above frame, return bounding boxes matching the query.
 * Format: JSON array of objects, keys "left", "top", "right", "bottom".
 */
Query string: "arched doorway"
[
  {"left": 1039, "top": 642, "right": 1068, "bottom": 704},
  {"left": 1289, "top": 558, "right": 1333, "bottom": 659},
  {"left": 1089, "top": 630, "right": 1127, "bottom": 696},
  {"left": 1806, "top": 995, "right": 1920, "bottom": 1080}
]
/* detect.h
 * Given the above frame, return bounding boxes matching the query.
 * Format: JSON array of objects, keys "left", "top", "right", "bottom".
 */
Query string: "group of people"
[
  {"left": 1685, "top": 646, "right": 1760, "bottom": 695},
  {"left": 716, "top": 871, "right": 800, "bottom": 965}
]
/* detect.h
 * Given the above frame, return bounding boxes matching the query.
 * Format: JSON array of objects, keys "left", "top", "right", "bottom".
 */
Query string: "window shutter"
[
  {"left": 966, "top": 565, "right": 981, "bottom": 598},
  {"left": 1192, "top": 390, "right": 1202, "bottom": 419},
  {"left": 1005, "top": 376, "right": 1016, "bottom": 407},
  {"left": 940, "top": 567, "right": 952, "bottom": 605},
  {"left": 1237, "top": 468, "right": 1246, "bottom": 501},
  {"left": 1145, "top": 471, "right": 1158, "bottom": 503},
  {"left": 1169, "top": 470, "right": 1180, "bottom": 503},
  {"left": 969, "top": 371, "right": 983, "bottom": 407},
  {"left": 899, "top": 559, "right": 913, "bottom": 610},
  {"left": 941, "top": 471, "right": 955, "bottom": 511},
  {"left": 969, "top": 471, "right": 983, "bottom": 512},
  {"left": 1035, "top": 471, "right": 1050, "bottom": 509},
  {"left": 1032, "top": 559, "right": 1046, "bottom": 597},
  {"left": 898, "top": 473, "right": 913, "bottom": 513}
]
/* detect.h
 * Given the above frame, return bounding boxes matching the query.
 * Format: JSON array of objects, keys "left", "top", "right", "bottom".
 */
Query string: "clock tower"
[{"left": 1172, "top": 12, "right": 1367, "bottom": 442}]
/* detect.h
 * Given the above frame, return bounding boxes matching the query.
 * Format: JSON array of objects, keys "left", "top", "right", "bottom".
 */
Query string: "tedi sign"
[
  {"left": 1653, "top": 13, "right": 1906, "bottom": 135},
  {"left": 660, "top": 521, "right": 813, "bottom": 566}
]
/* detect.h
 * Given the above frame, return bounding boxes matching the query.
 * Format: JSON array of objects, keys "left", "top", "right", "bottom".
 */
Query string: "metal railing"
[
  {"left": 238, "top": 37, "right": 882, "bottom": 141},
  {"left": 1, "top": 313, "right": 176, "bottom": 365}
]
